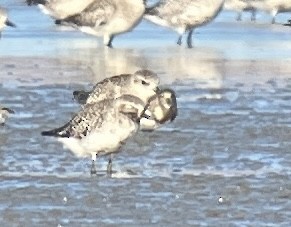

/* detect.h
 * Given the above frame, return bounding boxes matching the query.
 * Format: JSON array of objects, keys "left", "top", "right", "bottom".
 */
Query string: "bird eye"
[{"left": 141, "top": 80, "right": 149, "bottom": 86}]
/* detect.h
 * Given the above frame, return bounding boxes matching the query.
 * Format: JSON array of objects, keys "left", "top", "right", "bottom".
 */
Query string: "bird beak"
[
  {"left": 73, "top": 90, "right": 89, "bottom": 105},
  {"left": 170, "top": 93, "right": 178, "bottom": 121},
  {"left": 169, "top": 105, "right": 178, "bottom": 122},
  {"left": 154, "top": 86, "right": 161, "bottom": 93},
  {"left": 141, "top": 113, "right": 151, "bottom": 119},
  {"left": 5, "top": 20, "right": 16, "bottom": 28},
  {"left": 139, "top": 105, "right": 151, "bottom": 120}
]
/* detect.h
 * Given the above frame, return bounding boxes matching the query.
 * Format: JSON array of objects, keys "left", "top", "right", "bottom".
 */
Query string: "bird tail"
[
  {"left": 55, "top": 19, "right": 62, "bottom": 25},
  {"left": 26, "top": 0, "right": 47, "bottom": 6},
  {"left": 73, "top": 90, "right": 90, "bottom": 105},
  {"left": 41, "top": 122, "right": 71, "bottom": 138},
  {"left": 5, "top": 20, "right": 16, "bottom": 28},
  {"left": 144, "top": 4, "right": 169, "bottom": 27},
  {"left": 55, "top": 14, "right": 82, "bottom": 27},
  {"left": 284, "top": 20, "right": 291, "bottom": 26},
  {"left": 144, "top": 6, "right": 159, "bottom": 16}
]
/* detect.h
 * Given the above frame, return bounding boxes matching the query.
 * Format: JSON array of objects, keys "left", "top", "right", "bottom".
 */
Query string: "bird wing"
[
  {"left": 85, "top": 74, "right": 130, "bottom": 104},
  {"left": 42, "top": 100, "right": 111, "bottom": 138},
  {"left": 60, "top": 0, "right": 116, "bottom": 27},
  {"left": 155, "top": 0, "right": 222, "bottom": 26},
  {"left": 154, "top": 0, "right": 186, "bottom": 18}
]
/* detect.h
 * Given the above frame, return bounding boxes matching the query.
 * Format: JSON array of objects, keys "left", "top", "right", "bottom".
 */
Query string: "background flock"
[{"left": 0, "top": 0, "right": 291, "bottom": 47}]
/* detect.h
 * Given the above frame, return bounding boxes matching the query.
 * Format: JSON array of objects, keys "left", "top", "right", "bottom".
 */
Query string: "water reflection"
[{"left": 55, "top": 43, "right": 225, "bottom": 90}]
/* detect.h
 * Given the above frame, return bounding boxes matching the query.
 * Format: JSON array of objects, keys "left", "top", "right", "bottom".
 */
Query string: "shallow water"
[{"left": 0, "top": 1, "right": 291, "bottom": 226}]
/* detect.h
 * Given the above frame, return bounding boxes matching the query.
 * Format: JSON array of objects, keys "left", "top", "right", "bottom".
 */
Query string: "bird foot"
[
  {"left": 90, "top": 160, "right": 97, "bottom": 175},
  {"left": 106, "top": 160, "right": 113, "bottom": 176},
  {"left": 90, "top": 169, "right": 97, "bottom": 175}
]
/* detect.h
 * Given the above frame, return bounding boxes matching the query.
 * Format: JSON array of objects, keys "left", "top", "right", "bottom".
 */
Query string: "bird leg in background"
[
  {"left": 251, "top": 10, "right": 256, "bottom": 21},
  {"left": 236, "top": 13, "right": 242, "bottom": 21},
  {"left": 271, "top": 11, "right": 277, "bottom": 24},
  {"left": 187, "top": 29, "right": 194, "bottom": 48},
  {"left": 271, "top": 17, "right": 276, "bottom": 24},
  {"left": 177, "top": 35, "right": 182, "bottom": 46}
]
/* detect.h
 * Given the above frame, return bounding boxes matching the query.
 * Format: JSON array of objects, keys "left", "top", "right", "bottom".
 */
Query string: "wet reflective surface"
[{"left": 0, "top": 1, "right": 291, "bottom": 226}]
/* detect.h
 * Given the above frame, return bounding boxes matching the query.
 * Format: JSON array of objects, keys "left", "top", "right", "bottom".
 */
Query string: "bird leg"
[
  {"left": 187, "top": 29, "right": 194, "bottom": 48},
  {"left": 271, "top": 17, "right": 276, "bottom": 24},
  {"left": 271, "top": 10, "right": 277, "bottom": 24},
  {"left": 177, "top": 35, "right": 182, "bottom": 46},
  {"left": 236, "top": 13, "right": 242, "bottom": 21},
  {"left": 107, "top": 154, "right": 113, "bottom": 175},
  {"left": 251, "top": 10, "right": 256, "bottom": 22},
  {"left": 106, "top": 35, "right": 115, "bottom": 48},
  {"left": 90, "top": 153, "right": 97, "bottom": 175},
  {"left": 90, "top": 160, "right": 97, "bottom": 175}
]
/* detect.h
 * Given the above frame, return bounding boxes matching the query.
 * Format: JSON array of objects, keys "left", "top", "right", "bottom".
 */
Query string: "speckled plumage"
[
  {"left": 41, "top": 95, "right": 148, "bottom": 173},
  {"left": 73, "top": 69, "right": 160, "bottom": 106}
]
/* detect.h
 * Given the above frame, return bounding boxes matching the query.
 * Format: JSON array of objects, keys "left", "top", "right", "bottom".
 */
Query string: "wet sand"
[{"left": 0, "top": 1, "right": 291, "bottom": 226}]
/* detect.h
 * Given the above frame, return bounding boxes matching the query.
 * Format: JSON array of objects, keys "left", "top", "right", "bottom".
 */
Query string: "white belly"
[{"left": 58, "top": 117, "right": 138, "bottom": 158}]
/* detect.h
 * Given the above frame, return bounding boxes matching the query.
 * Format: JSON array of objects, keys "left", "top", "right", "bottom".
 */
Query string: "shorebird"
[
  {"left": 224, "top": 0, "right": 257, "bottom": 21},
  {"left": 144, "top": 0, "right": 225, "bottom": 48},
  {"left": 251, "top": 0, "right": 291, "bottom": 24},
  {"left": 0, "top": 106, "right": 14, "bottom": 126},
  {"left": 26, "top": 0, "right": 95, "bottom": 20},
  {"left": 73, "top": 70, "right": 177, "bottom": 131},
  {"left": 140, "top": 88, "right": 178, "bottom": 131},
  {"left": 41, "top": 95, "right": 150, "bottom": 175},
  {"left": 0, "top": 7, "right": 16, "bottom": 38},
  {"left": 73, "top": 69, "right": 160, "bottom": 106},
  {"left": 55, "top": 0, "right": 146, "bottom": 47}
]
